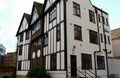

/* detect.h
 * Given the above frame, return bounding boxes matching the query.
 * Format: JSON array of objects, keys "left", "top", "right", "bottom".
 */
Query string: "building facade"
[
  {"left": 29, "top": 2, "right": 44, "bottom": 69},
  {"left": 111, "top": 28, "right": 120, "bottom": 57},
  {"left": 43, "top": 0, "right": 113, "bottom": 78},
  {"left": 16, "top": 13, "right": 31, "bottom": 77},
  {"left": 16, "top": 0, "right": 113, "bottom": 78},
  {"left": 3, "top": 52, "right": 17, "bottom": 66},
  {"left": 0, "top": 44, "right": 5, "bottom": 66}
]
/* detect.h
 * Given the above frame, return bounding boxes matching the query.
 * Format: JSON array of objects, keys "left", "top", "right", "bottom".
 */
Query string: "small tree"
[{"left": 27, "top": 67, "right": 51, "bottom": 78}]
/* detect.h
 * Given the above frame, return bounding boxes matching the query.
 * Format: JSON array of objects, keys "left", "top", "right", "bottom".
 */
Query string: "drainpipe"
[
  {"left": 63, "top": 0, "right": 68, "bottom": 78},
  {"left": 101, "top": 9, "right": 110, "bottom": 78},
  {"left": 94, "top": 8, "right": 101, "bottom": 78}
]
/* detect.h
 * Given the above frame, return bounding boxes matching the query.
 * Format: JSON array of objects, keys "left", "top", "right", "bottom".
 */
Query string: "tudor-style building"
[
  {"left": 43, "top": 0, "right": 113, "bottom": 78},
  {"left": 16, "top": 13, "right": 31, "bottom": 78},
  {"left": 29, "top": 2, "right": 44, "bottom": 69}
]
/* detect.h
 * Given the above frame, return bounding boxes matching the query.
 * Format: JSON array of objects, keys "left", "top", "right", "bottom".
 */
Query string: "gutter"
[{"left": 94, "top": 8, "right": 101, "bottom": 78}]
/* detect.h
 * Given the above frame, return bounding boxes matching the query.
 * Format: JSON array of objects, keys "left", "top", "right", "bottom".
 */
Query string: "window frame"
[
  {"left": 89, "top": 10, "right": 95, "bottom": 23},
  {"left": 97, "top": 56, "right": 105, "bottom": 70},
  {"left": 44, "top": 33, "right": 48, "bottom": 47},
  {"left": 74, "top": 24, "right": 82, "bottom": 41},
  {"left": 89, "top": 30, "right": 98, "bottom": 44},
  {"left": 19, "top": 45, "right": 23, "bottom": 55},
  {"left": 56, "top": 24, "right": 61, "bottom": 41},
  {"left": 49, "top": 7, "right": 57, "bottom": 23},
  {"left": 20, "top": 33, "right": 23, "bottom": 42},
  {"left": 50, "top": 54, "right": 57, "bottom": 70},
  {"left": 73, "top": 2, "right": 81, "bottom": 17},
  {"left": 81, "top": 53, "right": 92, "bottom": 70}
]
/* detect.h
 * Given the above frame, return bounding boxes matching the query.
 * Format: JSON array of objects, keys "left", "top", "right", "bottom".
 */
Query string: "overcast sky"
[{"left": 0, "top": 0, "right": 120, "bottom": 53}]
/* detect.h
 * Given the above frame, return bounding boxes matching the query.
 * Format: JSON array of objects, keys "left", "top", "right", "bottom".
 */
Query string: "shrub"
[{"left": 27, "top": 67, "right": 51, "bottom": 78}]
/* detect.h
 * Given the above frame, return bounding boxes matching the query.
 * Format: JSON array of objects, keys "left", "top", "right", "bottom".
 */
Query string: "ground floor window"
[
  {"left": 97, "top": 56, "right": 105, "bottom": 69},
  {"left": 18, "top": 61, "right": 21, "bottom": 70},
  {"left": 50, "top": 54, "right": 57, "bottom": 70},
  {"left": 81, "top": 53, "right": 92, "bottom": 69}
]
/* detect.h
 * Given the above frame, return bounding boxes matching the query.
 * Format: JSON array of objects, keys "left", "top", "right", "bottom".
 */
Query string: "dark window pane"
[
  {"left": 89, "top": 10, "right": 95, "bottom": 23},
  {"left": 74, "top": 24, "right": 82, "bottom": 41},
  {"left": 82, "top": 54, "right": 92, "bottom": 69},
  {"left": 50, "top": 54, "right": 57, "bottom": 70},
  {"left": 97, "top": 56, "right": 105, "bottom": 69},
  {"left": 89, "top": 30, "right": 98, "bottom": 44},
  {"left": 73, "top": 2, "right": 81, "bottom": 17}
]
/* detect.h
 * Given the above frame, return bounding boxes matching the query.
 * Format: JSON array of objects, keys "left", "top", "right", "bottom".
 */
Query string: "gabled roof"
[
  {"left": 111, "top": 28, "right": 120, "bottom": 40},
  {"left": 34, "top": 2, "right": 44, "bottom": 16},
  {"left": 16, "top": 13, "right": 31, "bottom": 36}
]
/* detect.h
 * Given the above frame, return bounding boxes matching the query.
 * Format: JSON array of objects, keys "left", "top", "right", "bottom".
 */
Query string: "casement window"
[
  {"left": 97, "top": 56, "right": 105, "bottom": 69},
  {"left": 50, "top": 54, "right": 57, "bottom": 70},
  {"left": 89, "top": 10, "right": 95, "bottom": 23},
  {"left": 18, "top": 61, "right": 21, "bottom": 70},
  {"left": 20, "top": 33, "right": 23, "bottom": 42},
  {"left": 100, "top": 33, "right": 103, "bottom": 43},
  {"left": 19, "top": 45, "right": 23, "bottom": 55},
  {"left": 32, "top": 21, "right": 40, "bottom": 34},
  {"left": 56, "top": 25, "right": 61, "bottom": 41},
  {"left": 106, "top": 18, "right": 109, "bottom": 26},
  {"left": 98, "top": 14, "right": 101, "bottom": 22},
  {"left": 108, "top": 36, "right": 110, "bottom": 44},
  {"left": 74, "top": 24, "right": 82, "bottom": 41},
  {"left": 89, "top": 30, "right": 98, "bottom": 44},
  {"left": 49, "top": 8, "right": 56, "bottom": 23},
  {"left": 73, "top": 2, "right": 81, "bottom": 17},
  {"left": 82, "top": 54, "right": 92, "bottom": 69},
  {"left": 26, "top": 30, "right": 29, "bottom": 40},
  {"left": 44, "top": 33, "right": 48, "bottom": 46}
]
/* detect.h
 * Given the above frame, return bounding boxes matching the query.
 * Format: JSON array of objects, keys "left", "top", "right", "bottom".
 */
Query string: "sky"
[{"left": 0, "top": 0, "right": 120, "bottom": 53}]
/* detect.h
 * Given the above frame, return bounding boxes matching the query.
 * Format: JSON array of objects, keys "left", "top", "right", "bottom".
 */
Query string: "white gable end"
[
  {"left": 31, "top": 8, "right": 38, "bottom": 24},
  {"left": 19, "top": 17, "right": 28, "bottom": 33},
  {"left": 45, "top": 0, "right": 56, "bottom": 11}
]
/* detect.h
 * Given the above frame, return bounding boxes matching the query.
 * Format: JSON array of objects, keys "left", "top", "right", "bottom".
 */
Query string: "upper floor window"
[
  {"left": 102, "top": 16, "right": 105, "bottom": 24},
  {"left": 108, "top": 36, "right": 110, "bottom": 44},
  {"left": 19, "top": 45, "right": 23, "bottom": 55},
  {"left": 98, "top": 14, "right": 101, "bottom": 22},
  {"left": 32, "top": 21, "right": 40, "bottom": 34},
  {"left": 89, "top": 30, "right": 98, "bottom": 44},
  {"left": 74, "top": 24, "right": 82, "bottom": 41},
  {"left": 26, "top": 30, "right": 29, "bottom": 40},
  {"left": 44, "top": 33, "right": 48, "bottom": 46},
  {"left": 100, "top": 33, "right": 103, "bottom": 43},
  {"left": 82, "top": 53, "right": 92, "bottom": 69},
  {"left": 50, "top": 54, "right": 57, "bottom": 70},
  {"left": 97, "top": 56, "right": 105, "bottom": 69},
  {"left": 104, "top": 35, "right": 107, "bottom": 44},
  {"left": 106, "top": 18, "right": 109, "bottom": 26},
  {"left": 49, "top": 8, "right": 56, "bottom": 23},
  {"left": 73, "top": 2, "right": 81, "bottom": 17},
  {"left": 89, "top": 10, "right": 95, "bottom": 23},
  {"left": 56, "top": 25, "right": 61, "bottom": 41},
  {"left": 20, "top": 33, "right": 23, "bottom": 42}
]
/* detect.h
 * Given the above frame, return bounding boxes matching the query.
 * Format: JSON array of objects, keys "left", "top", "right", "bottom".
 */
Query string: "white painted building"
[
  {"left": 43, "top": 0, "right": 113, "bottom": 78},
  {"left": 16, "top": 13, "right": 31, "bottom": 77},
  {"left": 111, "top": 28, "right": 120, "bottom": 57}
]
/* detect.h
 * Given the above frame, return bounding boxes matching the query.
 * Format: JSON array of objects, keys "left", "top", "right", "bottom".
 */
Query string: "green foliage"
[{"left": 27, "top": 67, "right": 51, "bottom": 78}]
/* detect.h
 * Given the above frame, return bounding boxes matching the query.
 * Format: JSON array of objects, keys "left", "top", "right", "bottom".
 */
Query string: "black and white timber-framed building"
[{"left": 16, "top": 0, "right": 113, "bottom": 78}]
